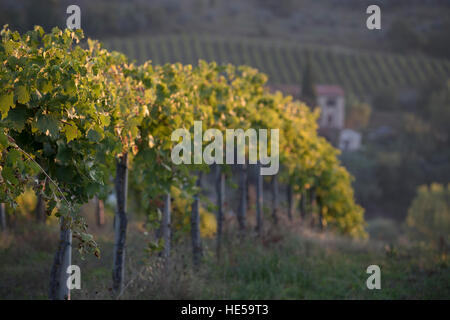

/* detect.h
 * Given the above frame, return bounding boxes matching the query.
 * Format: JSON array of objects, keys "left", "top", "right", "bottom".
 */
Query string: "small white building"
[
  {"left": 339, "top": 128, "right": 362, "bottom": 151},
  {"left": 316, "top": 85, "right": 345, "bottom": 130}
]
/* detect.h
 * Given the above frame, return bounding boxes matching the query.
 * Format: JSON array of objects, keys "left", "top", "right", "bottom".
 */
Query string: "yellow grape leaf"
[
  {"left": 63, "top": 121, "right": 79, "bottom": 142},
  {"left": 98, "top": 113, "right": 110, "bottom": 127},
  {"left": 0, "top": 92, "right": 14, "bottom": 119},
  {"left": 0, "top": 130, "right": 8, "bottom": 148},
  {"left": 63, "top": 80, "right": 76, "bottom": 95},
  {"left": 41, "top": 80, "right": 53, "bottom": 94},
  {"left": 16, "top": 86, "right": 30, "bottom": 104},
  {"left": 4, "top": 40, "right": 15, "bottom": 55}
]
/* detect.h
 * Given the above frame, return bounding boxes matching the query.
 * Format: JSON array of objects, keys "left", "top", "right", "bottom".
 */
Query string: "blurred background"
[{"left": 0, "top": 0, "right": 449, "bottom": 299}]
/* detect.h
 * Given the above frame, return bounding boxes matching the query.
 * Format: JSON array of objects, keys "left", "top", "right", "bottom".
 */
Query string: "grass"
[
  {"left": 0, "top": 207, "right": 449, "bottom": 300},
  {"left": 203, "top": 233, "right": 449, "bottom": 299}
]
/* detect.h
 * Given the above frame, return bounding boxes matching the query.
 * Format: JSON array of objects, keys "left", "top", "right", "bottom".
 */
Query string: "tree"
[
  {"left": 301, "top": 56, "right": 318, "bottom": 107},
  {"left": 261, "top": 0, "right": 298, "bottom": 18},
  {"left": 386, "top": 20, "right": 423, "bottom": 54},
  {"left": 422, "top": 22, "right": 450, "bottom": 59},
  {"left": 372, "top": 86, "right": 397, "bottom": 111},
  {"left": 407, "top": 183, "right": 450, "bottom": 252},
  {"left": 345, "top": 96, "right": 372, "bottom": 130},
  {"left": 386, "top": 81, "right": 450, "bottom": 219},
  {"left": 0, "top": 27, "right": 118, "bottom": 298}
]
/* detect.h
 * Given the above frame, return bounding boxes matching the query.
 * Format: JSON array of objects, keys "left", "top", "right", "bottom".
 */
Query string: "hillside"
[{"left": 102, "top": 34, "right": 450, "bottom": 99}]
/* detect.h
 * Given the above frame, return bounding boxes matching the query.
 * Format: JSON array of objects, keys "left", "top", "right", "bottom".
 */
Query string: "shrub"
[{"left": 407, "top": 183, "right": 450, "bottom": 245}]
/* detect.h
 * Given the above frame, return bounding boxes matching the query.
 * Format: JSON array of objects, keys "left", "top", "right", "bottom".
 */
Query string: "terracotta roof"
[{"left": 315, "top": 85, "right": 344, "bottom": 96}]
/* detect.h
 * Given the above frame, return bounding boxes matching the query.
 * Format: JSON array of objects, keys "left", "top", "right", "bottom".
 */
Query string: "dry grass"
[{"left": 1, "top": 202, "right": 449, "bottom": 300}]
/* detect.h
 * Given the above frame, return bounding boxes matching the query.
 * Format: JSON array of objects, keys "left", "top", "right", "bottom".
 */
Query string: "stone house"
[{"left": 316, "top": 85, "right": 345, "bottom": 130}]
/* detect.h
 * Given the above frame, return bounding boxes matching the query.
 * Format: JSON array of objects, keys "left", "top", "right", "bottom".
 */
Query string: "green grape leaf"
[
  {"left": 7, "top": 149, "right": 22, "bottom": 165},
  {"left": 63, "top": 80, "right": 76, "bottom": 95},
  {"left": 37, "top": 79, "right": 53, "bottom": 94},
  {"left": 88, "top": 169, "right": 103, "bottom": 184},
  {"left": 4, "top": 40, "right": 15, "bottom": 55},
  {"left": 87, "top": 127, "right": 103, "bottom": 142},
  {"left": 26, "top": 160, "right": 41, "bottom": 175},
  {"left": 0, "top": 130, "right": 8, "bottom": 148},
  {"left": 0, "top": 92, "right": 14, "bottom": 119},
  {"left": 16, "top": 86, "right": 30, "bottom": 104},
  {"left": 5, "top": 104, "right": 28, "bottom": 131},
  {"left": 1, "top": 166, "right": 18, "bottom": 185},
  {"left": 56, "top": 143, "right": 72, "bottom": 163},
  {"left": 48, "top": 181, "right": 58, "bottom": 197},
  {"left": 63, "top": 121, "right": 79, "bottom": 142},
  {"left": 36, "top": 114, "right": 60, "bottom": 138},
  {"left": 98, "top": 113, "right": 110, "bottom": 127}
]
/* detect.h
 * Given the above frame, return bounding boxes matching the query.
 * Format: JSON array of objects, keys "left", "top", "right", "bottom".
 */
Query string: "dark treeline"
[{"left": 1, "top": 0, "right": 449, "bottom": 59}]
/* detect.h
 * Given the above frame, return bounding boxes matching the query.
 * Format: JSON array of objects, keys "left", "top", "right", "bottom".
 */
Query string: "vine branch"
[{"left": 6, "top": 134, "right": 72, "bottom": 209}]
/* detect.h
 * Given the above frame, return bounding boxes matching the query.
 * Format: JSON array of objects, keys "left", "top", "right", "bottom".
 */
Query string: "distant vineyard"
[{"left": 102, "top": 34, "right": 450, "bottom": 98}]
